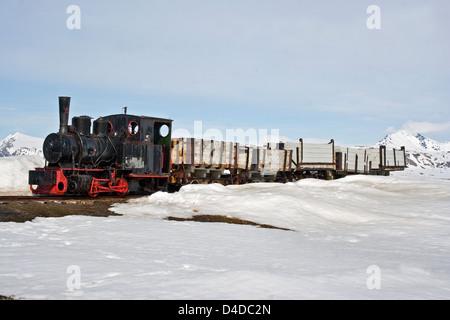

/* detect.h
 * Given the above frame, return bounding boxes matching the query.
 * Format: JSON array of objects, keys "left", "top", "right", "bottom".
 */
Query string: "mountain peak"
[
  {"left": 0, "top": 132, "right": 43, "bottom": 157},
  {"left": 377, "top": 130, "right": 450, "bottom": 153}
]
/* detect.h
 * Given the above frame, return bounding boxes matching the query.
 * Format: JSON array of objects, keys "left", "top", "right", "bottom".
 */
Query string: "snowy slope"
[
  {"left": 1, "top": 176, "right": 449, "bottom": 299},
  {"left": 377, "top": 130, "right": 450, "bottom": 153},
  {"left": 0, "top": 132, "right": 43, "bottom": 157},
  {"left": 377, "top": 130, "right": 450, "bottom": 178}
]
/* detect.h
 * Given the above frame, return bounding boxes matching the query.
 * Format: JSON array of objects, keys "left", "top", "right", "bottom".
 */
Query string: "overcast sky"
[{"left": 0, "top": 0, "right": 449, "bottom": 145}]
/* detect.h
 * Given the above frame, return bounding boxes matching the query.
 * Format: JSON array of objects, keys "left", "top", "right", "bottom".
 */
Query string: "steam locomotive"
[
  {"left": 29, "top": 97, "right": 172, "bottom": 196},
  {"left": 28, "top": 97, "right": 407, "bottom": 196}
]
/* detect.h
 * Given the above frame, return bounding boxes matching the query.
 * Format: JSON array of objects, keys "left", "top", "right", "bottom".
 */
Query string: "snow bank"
[
  {"left": 0, "top": 155, "right": 44, "bottom": 195},
  {"left": 112, "top": 175, "right": 450, "bottom": 232}
]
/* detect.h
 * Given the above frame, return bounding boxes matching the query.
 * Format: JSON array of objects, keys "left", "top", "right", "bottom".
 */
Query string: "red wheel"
[
  {"left": 88, "top": 179, "right": 100, "bottom": 197},
  {"left": 115, "top": 178, "right": 129, "bottom": 196}
]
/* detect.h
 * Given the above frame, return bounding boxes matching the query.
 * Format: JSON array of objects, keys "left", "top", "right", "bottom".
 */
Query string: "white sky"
[{"left": 0, "top": 0, "right": 449, "bottom": 145}]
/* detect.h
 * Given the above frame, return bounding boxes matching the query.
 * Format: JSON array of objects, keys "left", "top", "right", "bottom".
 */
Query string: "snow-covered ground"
[
  {"left": 1, "top": 155, "right": 449, "bottom": 299},
  {"left": 393, "top": 159, "right": 450, "bottom": 179}
]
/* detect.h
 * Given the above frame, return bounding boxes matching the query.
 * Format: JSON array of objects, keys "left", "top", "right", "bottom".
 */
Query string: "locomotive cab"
[{"left": 99, "top": 114, "right": 173, "bottom": 175}]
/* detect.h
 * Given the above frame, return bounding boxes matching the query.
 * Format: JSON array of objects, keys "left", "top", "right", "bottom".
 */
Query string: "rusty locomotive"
[
  {"left": 29, "top": 97, "right": 172, "bottom": 196},
  {"left": 28, "top": 97, "right": 407, "bottom": 196}
]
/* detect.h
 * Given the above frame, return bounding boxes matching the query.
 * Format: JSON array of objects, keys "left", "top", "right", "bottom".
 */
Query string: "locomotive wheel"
[
  {"left": 88, "top": 179, "right": 100, "bottom": 198},
  {"left": 115, "top": 178, "right": 129, "bottom": 196}
]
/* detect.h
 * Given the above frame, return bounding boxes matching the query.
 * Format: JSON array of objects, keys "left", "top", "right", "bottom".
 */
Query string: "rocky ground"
[{"left": 0, "top": 197, "right": 125, "bottom": 223}]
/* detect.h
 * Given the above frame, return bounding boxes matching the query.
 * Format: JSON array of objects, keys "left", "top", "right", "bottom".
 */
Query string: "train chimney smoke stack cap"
[{"left": 58, "top": 96, "right": 71, "bottom": 134}]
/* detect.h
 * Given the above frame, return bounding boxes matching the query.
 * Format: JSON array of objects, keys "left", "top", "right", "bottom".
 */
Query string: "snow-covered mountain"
[
  {"left": 377, "top": 130, "right": 450, "bottom": 178},
  {"left": 378, "top": 130, "right": 450, "bottom": 153},
  {"left": 0, "top": 132, "right": 43, "bottom": 157}
]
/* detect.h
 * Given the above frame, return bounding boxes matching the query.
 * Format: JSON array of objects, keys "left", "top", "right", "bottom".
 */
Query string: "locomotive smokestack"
[{"left": 59, "top": 96, "right": 71, "bottom": 134}]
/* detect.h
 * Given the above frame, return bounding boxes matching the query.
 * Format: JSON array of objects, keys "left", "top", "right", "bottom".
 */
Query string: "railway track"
[
  {"left": 0, "top": 195, "right": 142, "bottom": 201},
  {"left": 0, "top": 195, "right": 142, "bottom": 223}
]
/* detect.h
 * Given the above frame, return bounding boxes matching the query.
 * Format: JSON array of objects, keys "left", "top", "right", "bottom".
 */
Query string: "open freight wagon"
[{"left": 170, "top": 138, "right": 407, "bottom": 185}]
